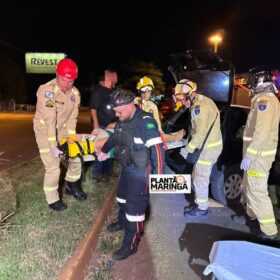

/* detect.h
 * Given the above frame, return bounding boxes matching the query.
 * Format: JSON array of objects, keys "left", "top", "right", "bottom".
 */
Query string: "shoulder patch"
[
  {"left": 45, "top": 91, "right": 54, "bottom": 99},
  {"left": 149, "top": 109, "right": 154, "bottom": 114},
  {"left": 194, "top": 105, "right": 200, "bottom": 115},
  {"left": 70, "top": 95, "right": 76, "bottom": 103},
  {"left": 258, "top": 100, "right": 267, "bottom": 111},
  {"left": 146, "top": 122, "right": 156, "bottom": 129},
  {"left": 46, "top": 99, "right": 54, "bottom": 108}
]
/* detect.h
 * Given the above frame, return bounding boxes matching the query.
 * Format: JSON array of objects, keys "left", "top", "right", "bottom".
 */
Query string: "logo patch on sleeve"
[
  {"left": 146, "top": 122, "right": 156, "bottom": 129},
  {"left": 70, "top": 95, "right": 76, "bottom": 102},
  {"left": 194, "top": 105, "right": 200, "bottom": 115},
  {"left": 258, "top": 100, "right": 267, "bottom": 111},
  {"left": 46, "top": 99, "right": 54, "bottom": 107},
  {"left": 45, "top": 91, "right": 54, "bottom": 99}
]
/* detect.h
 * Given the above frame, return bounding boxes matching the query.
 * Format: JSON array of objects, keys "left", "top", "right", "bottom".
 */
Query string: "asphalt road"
[{"left": 0, "top": 111, "right": 92, "bottom": 171}]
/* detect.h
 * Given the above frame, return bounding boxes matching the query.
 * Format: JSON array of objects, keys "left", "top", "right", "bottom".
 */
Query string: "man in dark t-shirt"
[{"left": 89, "top": 69, "right": 118, "bottom": 181}]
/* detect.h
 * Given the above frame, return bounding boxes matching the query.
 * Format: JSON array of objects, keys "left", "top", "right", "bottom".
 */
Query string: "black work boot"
[
  {"left": 49, "top": 200, "right": 67, "bottom": 211},
  {"left": 258, "top": 233, "right": 280, "bottom": 241},
  {"left": 112, "top": 245, "right": 138, "bottom": 261},
  {"left": 107, "top": 221, "right": 123, "bottom": 232},
  {"left": 184, "top": 203, "right": 198, "bottom": 215},
  {"left": 185, "top": 205, "right": 208, "bottom": 217},
  {"left": 65, "top": 180, "right": 87, "bottom": 201}
]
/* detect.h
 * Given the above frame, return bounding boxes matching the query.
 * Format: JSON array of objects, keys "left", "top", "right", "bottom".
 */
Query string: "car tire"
[{"left": 210, "top": 164, "right": 243, "bottom": 206}]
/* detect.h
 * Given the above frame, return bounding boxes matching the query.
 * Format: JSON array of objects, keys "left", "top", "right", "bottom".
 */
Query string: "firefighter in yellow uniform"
[
  {"left": 134, "top": 76, "right": 162, "bottom": 131},
  {"left": 174, "top": 79, "right": 223, "bottom": 216},
  {"left": 33, "top": 58, "right": 87, "bottom": 211},
  {"left": 235, "top": 67, "right": 280, "bottom": 240},
  {"left": 134, "top": 76, "right": 184, "bottom": 143}
]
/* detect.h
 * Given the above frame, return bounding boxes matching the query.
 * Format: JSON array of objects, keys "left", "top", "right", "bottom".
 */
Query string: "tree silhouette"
[{"left": 120, "top": 60, "right": 166, "bottom": 96}]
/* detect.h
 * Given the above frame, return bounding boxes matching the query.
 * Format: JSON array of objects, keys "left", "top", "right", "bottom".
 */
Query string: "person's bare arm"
[{"left": 90, "top": 109, "right": 99, "bottom": 133}]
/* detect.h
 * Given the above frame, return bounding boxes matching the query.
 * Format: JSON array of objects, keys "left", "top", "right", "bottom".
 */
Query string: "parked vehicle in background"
[{"left": 163, "top": 49, "right": 280, "bottom": 205}]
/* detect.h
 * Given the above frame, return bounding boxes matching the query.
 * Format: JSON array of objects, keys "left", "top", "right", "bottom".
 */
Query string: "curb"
[{"left": 57, "top": 181, "right": 118, "bottom": 280}]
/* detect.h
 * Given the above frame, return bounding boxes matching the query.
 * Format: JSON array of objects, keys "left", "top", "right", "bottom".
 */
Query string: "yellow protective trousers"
[
  {"left": 243, "top": 157, "right": 277, "bottom": 236},
  {"left": 192, "top": 146, "right": 222, "bottom": 210},
  {"left": 35, "top": 133, "right": 81, "bottom": 204}
]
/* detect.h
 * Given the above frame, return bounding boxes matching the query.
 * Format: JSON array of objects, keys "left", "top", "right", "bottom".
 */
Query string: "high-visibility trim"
[
  {"left": 43, "top": 185, "right": 58, "bottom": 192},
  {"left": 207, "top": 140, "right": 222, "bottom": 148},
  {"left": 48, "top": 136, "right": 56, "bottom": 142},
  {"left": 67, "top": 129, "right": 76, "bottom": 135},
  {"left": 39, "top": 148, "right": 50, "bottom": 154},
  {"left": 187, "top": 142, "right": 196, "bottom": 149},
  {"left": 259, "top": 217, "right": 275, "bottom": 225},
  {"left": 260, "top": 149, "right": 277, "bottom": 157},
  {"left": 116, "top": 197, "right": 126, "bottom": 204},
  {"left": 66, "top": 173, "right": 80, "bottom": 180},
  {"left": 145, "top": 137, "right": 162, "bottom": 148},
  {"left": 134, "top": 137, "right": 144, "bottom": 144},
  {"left": 247, "top": 170, "right": 267, "bottom": 178},
  {"left": 197, "top": 159, "right": 212, "bottom": 166},
  {"left": 195, "top": 198, "right": 208, "bottom": 204},
  {"left": 40, "top": 119, "right": 45, "bottom": 124},
  {"left": 247, "top": 147, "right": 258, "bottom": 155},
  {"left": 243, "top": 136, "right": 252, "bottom": 142},
  {"left": 126, "top": 213, "right": 145, "bottom": 222}
]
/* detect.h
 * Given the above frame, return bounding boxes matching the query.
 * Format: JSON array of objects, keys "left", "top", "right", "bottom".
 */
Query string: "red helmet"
[{"left": 56, "top": 58, "right": 78, "bottom": 80}]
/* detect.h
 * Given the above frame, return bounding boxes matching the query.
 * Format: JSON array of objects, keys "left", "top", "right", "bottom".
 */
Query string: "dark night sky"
[{"left": 1, "top": 0, "right": 280, "bottom": 93}]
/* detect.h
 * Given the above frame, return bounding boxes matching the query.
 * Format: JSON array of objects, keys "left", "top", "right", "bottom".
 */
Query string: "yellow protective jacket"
[
  {"left": 134, "top": 97, "right": 162, "bottom": 132},
  {"left": 33, "top": 78, "right": 80, "bottom": 149},
  {"left": 186, "top": 94, "right": 222, "bottom": 153},
  {"left": 243, "top": 91, "right": 280, "bottom": 160}
]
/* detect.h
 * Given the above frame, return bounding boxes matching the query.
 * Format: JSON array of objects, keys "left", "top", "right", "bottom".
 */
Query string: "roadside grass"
[
  {"left": 0, "top": 159, "right": 117, "bottom": 280},
  {"left": 85, "top": 203, "right": 123, "bottom": 280}
]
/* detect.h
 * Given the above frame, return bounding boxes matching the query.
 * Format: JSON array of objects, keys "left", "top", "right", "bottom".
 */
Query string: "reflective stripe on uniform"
[
  {"left": 187, "top": 142, "right": 196, "bottom": 149},
  {"left": 259, "top": 217, "right": 275, "bottom": 225},
  {"left": 126, "top": 213, "right": 145, "bottom": 222},
  {"left": 66, "top": 173, "right": 80, "bottom": 180},
  {"left": 247, "top": 147, "right": 258, "bottom": 155},
  {"left": 260, "top": 149, "right": 277, "bottom": 157},
  {"left": 247, "top": 170, "right": 267, "bottom": 178},
  {"left": 67, "top": 129, "right": 76, "bottom": 135},
  {"left": 44, "top": 185, "right": 58, "bottom": 192},
  {"left": 243, "top": 136, "right": 252, "bottom": 142},
  {"left": 134, "top": 137, "right": 144, "bottom": 144},
  {"left": 40, "top": 119, "right": 45, "bottom": 124},
  {"left": 197, "top": 159, "right": 212, "bottom": 166},
  {"left": 195, "top": 198, "right": 208, "bottom": 204},
  {"left": 116, "top": 197, "right": 126, "bottom": 204},
  {"left": 145, "top": 137, "right": 162, "bottom": 147},
  {"left": 48, "top": 136, "right": 56, "bottom": 142},
  {"left": 39, "top": 148, "right": 50, "bottom": 154},
  {"left": 207, "top": 140, "right": 222, "bottom": 148}
]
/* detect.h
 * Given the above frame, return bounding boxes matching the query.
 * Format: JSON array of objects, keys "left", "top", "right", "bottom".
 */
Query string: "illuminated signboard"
[{"left": 25, "top": 53, "right": 66, "bottom": 74}]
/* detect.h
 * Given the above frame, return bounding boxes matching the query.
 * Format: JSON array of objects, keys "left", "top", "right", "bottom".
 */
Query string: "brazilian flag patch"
[{"left": 146, "top": 122, "right": 156, "bottom": 129}]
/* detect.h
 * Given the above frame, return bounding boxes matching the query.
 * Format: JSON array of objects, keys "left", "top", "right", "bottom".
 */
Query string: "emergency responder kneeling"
[
  {"left": 97, "top": 89, "right": 165, "bottom": 261},
  {"left": 174, "top": 79, "right": 223, "bottom": 216},
  {"left": 33, "top": 58, "right": 87, "bottom": 212},
  {"left": 233, "top": 67, "right": 280, "bottom": 241}
]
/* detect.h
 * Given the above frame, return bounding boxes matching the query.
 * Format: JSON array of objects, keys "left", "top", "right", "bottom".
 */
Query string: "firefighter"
[
  {"left": 135, "top": 76, "right": 184, "bottom": 142},
  {"left": 134, "top": 76, "right": 162, "bottom": 131},
  {"left": 174, "top": 79, "right": 223, "bottom": 216},
  {"left": 33, "top": 58, "right": 87, "bottom": 212},
  {"left": 234, "top": 67, "right": 280, "bottom": 241},
  {"left": 98, "top": 89, "right": 165, "bottom": 260}
]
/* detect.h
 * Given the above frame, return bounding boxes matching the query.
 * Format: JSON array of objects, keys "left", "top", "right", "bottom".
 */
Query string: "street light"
[{"left": 209, "top": 34, "right": 223, "bottom": 53}]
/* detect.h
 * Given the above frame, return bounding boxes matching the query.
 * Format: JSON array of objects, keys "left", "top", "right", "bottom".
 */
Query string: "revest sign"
[{"left": 25, "top": 53, "right": 66, "bottom": 74}]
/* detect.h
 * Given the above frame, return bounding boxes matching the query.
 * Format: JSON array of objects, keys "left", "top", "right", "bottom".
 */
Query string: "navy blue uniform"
[{"left": 102, "top": 107, "right": 165, "bottom": 250}]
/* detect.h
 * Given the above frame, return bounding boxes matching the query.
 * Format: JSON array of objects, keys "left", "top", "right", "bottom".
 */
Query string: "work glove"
[
  {"left": 180, "top": 147, "right": 189, "bottom": 159},
  {"left": 97, "top": 151, "right": 109, "bottom": 161},
  {"left": 240, "top": 158, "right": 251, "bottom": 171},
  {"left": 52, "top": 147, "right": 63, "bottom": 158},
  {"left": 91, "top": 128, "right": 99, "bottom": 135}
]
